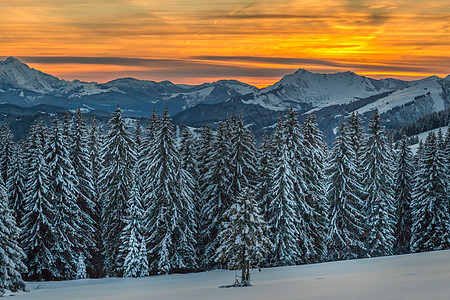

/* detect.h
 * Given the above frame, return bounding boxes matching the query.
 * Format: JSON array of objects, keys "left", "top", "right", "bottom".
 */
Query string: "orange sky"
[{"left": 1, "top": 0, "right": 449, "bottom": 87}]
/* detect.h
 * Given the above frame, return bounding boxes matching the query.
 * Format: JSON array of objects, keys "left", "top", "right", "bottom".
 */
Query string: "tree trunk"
[
  {"left": 241, "top": 244, "right": 246, "bottom": 285},
  {"left": 246, "top": 261, "right": 250, "bottom": 282}
]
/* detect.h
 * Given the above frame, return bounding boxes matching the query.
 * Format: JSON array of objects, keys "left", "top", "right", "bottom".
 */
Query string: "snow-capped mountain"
[
  {"left": 241, "top": 68, "right": 446, "bottom": 113},
  {"left": 176, "top": 68, "right": 449, "bottom": 140},
  {"left": 0, "top": 57, "right": 70, "bottom": 93},
  {"left": 1, "top": 56, "right": 449, "bottom": 139},
  {"left": 0, "top": 57, "right": 257, "bottom": 116}
]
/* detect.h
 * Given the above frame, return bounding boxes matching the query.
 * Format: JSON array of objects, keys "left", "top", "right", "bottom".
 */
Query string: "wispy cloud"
[{"left": 1, "top": 0, "right": 448, "bottom": 85}]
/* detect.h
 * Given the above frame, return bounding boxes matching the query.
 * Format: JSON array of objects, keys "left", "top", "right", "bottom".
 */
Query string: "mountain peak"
[
  {"left": 3, "top": 56, "right": 23, "bottom": 65},
  {"left": 294, "top": 68, "right": 310, "bottom": 75}
]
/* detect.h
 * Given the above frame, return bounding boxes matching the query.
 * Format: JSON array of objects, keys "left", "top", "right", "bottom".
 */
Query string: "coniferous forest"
[{"left": 1, "top": 105, "right": 449, "bottom": 294}]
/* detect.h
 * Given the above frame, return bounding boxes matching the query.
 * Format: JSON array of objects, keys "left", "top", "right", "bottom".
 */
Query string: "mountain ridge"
[{"left": 1, "top": 57, "right": 449, "bottom": 140}]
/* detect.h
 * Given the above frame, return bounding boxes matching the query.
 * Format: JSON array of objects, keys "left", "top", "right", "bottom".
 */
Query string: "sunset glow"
[{"left": 1, "top": 0, "right": 449, "bottom": 87}]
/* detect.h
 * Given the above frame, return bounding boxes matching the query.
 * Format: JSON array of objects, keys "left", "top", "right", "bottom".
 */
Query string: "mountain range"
[{"left": 1, "top": 56, "right": 449, "bottom": 141}]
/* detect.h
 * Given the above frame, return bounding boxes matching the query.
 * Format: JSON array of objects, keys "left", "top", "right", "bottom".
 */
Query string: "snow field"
[{"left": 10, "top": 250, "right": 450, "bottom": 300}]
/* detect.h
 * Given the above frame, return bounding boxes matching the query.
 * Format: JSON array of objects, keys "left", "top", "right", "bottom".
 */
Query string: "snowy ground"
[{"left": 10, "top": 250, "right": 450, "bottom": 299}]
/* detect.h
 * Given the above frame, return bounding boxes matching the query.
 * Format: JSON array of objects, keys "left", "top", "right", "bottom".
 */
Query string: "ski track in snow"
[{"left": 9, "top": 250, "right": 450, "bottom": 300}]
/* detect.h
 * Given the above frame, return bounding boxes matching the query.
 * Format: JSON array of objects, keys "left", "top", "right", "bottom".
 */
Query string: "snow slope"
[
  {"left": 357, "top": 76, "right": 446, "bottom": 115},
  {"left": 10, "top": 250, "right": 450, "bottom": 299},
  {"left": 410, "top": 125, "right": 449, "bottom": 153}
]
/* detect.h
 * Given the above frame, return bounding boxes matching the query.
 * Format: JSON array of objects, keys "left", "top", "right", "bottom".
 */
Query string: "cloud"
[
  {"left": 190, "top": 55, "right": 446, "bottom": 74},
  {"left": 2, "top": 0, "right": 448, "bottom": 85}
]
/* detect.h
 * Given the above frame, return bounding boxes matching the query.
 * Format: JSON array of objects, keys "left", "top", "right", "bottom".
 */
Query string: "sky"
[{"left": 1, "top": 0, "right": 449, "bottom": 87}]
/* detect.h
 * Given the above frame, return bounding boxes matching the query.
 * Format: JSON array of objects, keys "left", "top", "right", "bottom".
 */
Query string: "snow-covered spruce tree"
[
  {"left": 411, "top": 131, "right": 450, "bottom": 252},
  {"left": 180, "top": 128, "right": 200, "bottom": 217},
  {"left": 0, "top": 176, "right": 27, "bottom": 296},
  {"left": 347, "top": 112, "right": 366, "bottom": 197},
  {"left": 140, "top": 110, "right": 159, "bottom": 178},
  {"left": 144, "top": 108, "right": 197, "bottom": 274},
  {"left": 393, "top": 137, "right": 414, "bottom": 254},
  {"left": 134, "top": 120, "right": 144, "bottom": 176},
  {"left": 414, "top": 140, "right": 424, "bottom": 168},
  {"left": 261, "top": 116, "right": 284, "bottom": 224},
  {"left": 120, "top": 171, "right": 149, "bottom": 277},
  {"left": 76, "top": 254, "right": 87, "bottom": 279},
  {"left": 89, "top": 117, "right": 104, "bottom": 206},
  {"left": 62, "top": 111, "right": 73, "bottom": 145},
  {"left": 0, "top": 124, "right": 15, "bottom": 184},
  {"left": 21, "top": 123, "right": 55, "bottom": 280},
  {"left": 100, "top": 105, "right": 136, "bottom": 276},
  {"left": 197, "top": 125, "right": 216, "bottom": 267},
  {"left": 445, "top": 126, "right": 450, "bottom": 213},
  {"left": 437, "top": 128, "right": 444, "bottom": 150},
  {"left": 256, "top": 131, "right": 274, "bottom": 224},
  {"left": 300, "top": 114, "right": 329, "bottom": 262},
  {"left": 284, "top": 108, "right": 319, "bottom": 264},
  {"left": 266, "top": 133, "right": 302, "bottom": 266},
  {"left": 88, "top": 117, "right": 104, "bottom": 278},
  {"left": 326, "top": 122, "right": 366, "bottom": 260},
  {"left": 347, "top": 112, "right": 365, "bottom": 160},
  {"left": 216, "top": 187, "right": 270, "bottom": 286},
  {"left": 45, "top": 117, "right": 83, "bottom": 279},
  {"left": 71, "top": 109, "right": 96, "bottom": 273},
  {"left": 7, "top": 143, "right": 26, "bottom": 224},
  {"left": 227, "top": 115, "right": 258, "bottom": 206},
  {"left": 175, "top": 151, "right": 199, "bottom": 271},
  {"left": 361, "top": 110, "right": 395, "bottom": 257},
  {"left": 200, "top": 122, "right": 233, "bottom": 269}
]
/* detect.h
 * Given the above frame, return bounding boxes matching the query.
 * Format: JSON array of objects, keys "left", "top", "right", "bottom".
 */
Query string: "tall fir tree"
[
  {"left": 179, "top": 128, "right": 200, "bottom": 218},
  {"left": 120, "top": 171, "right": 149, "bottom": 277},
  {"left": 62, "top": 111, "right": 73, "bottom": 145},
  {"left": 347, "top": 112, "right": 366, "bottom": 197},
  {"left": 140, "top": 111, "right": 159, "bottom": 180},
  {"left": 71, "top": 109, "right": 96, "bottom": 272},
  {"left": 411, "top": 132, "right": 450, "bottom": 252},
  {"left": 88, "top": 117, "right": 104, "bottom": 278},
  {"left": 266, "top": 134, "right": 302, "bottom": 266},
  {"left": 216, "top": 188, "right": 270, "bottom": 286},
  {"left": 0, "top": 176, "right": 27, "bottom": 296},
  {"left": 301, "top": 114, "right": 329, "bottom": 262},
  {"left": 144, "top": 108, "right": 197, "bottom": 274},
  {"left": 327, "top": 122, "right": 366, "bottom": 260},
  {"left": 444, "top": 126, "right": 450, "bottom": 213},
  {"left": 0, "top": 124, "right": 15, "bottom": 185},
  {"left": 45, "top": 117, "right": 83, "bottom": 279},
  {"left": 7, "top": 143, "right": 26, "bottom": 224},
  {"left": 199, "top": 122, "right": 232, "bottom": 269},
  {"left": 256, "top": 130, "right": 273, "bottom": 223},
  {"left": 393, "top": 137, "right": 414, "bottom": 254},
  {"left": 284, "top": 108, "right": 317, "bottom": 264},
  {"left": 100, "top": 105, "right": 136, "bottom": 276},
  {"left": 361, "top": 110, "right": 395, "bottom": 257},
  {"left": 21, "top": 123, "right": 55, "bottom": 280},
  {"left": 227, "top": 116, "right": 258, "bottom": 199}
]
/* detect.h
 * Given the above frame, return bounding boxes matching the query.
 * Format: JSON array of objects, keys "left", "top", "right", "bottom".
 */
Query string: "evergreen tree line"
[
  {"left": 388, "top": 108, "right": 450, "bottom": 142},
  {"left": 1, "top": 106, "right": 449, "bottom": 292}
]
